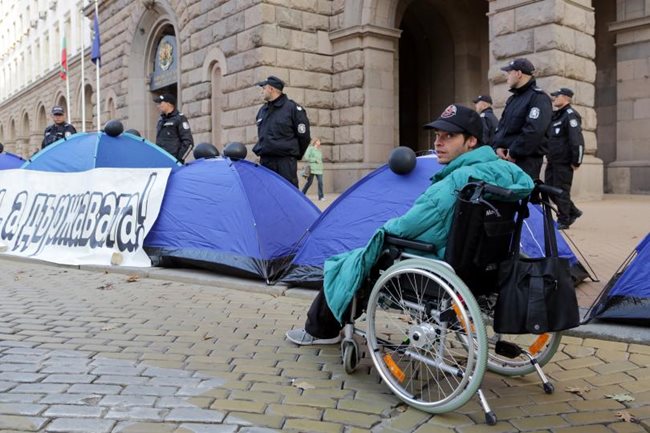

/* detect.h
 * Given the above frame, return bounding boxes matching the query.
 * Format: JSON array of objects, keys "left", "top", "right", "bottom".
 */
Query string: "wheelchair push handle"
[
  {"left": 482, "top": 184, "right": 514, "bottom": 199},
  {"left": 534, "top": 183, "right": 564, "bottom": 198}
]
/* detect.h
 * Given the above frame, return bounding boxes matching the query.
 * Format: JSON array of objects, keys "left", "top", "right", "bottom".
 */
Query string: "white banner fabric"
[{"left": 0, "top": 168, "right": 171, "bottom": 267}]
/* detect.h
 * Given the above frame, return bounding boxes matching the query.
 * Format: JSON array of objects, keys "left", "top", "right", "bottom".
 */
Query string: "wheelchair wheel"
[
  {"left": 342, "top": 339, "right": 359, "bottom": 374},
  {"left": 366, "top": 258, "right": 488, "bottom": 414},
  {"left": 476, "top": 296, "right": 562, "bottom": 376}
]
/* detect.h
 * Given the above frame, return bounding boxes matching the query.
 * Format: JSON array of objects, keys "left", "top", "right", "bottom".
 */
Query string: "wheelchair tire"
[
  {"left": 342, "top": 340, "right": 359, "bottom": 374},
  {"left": 365, "top": 258, "right": 488, "bottom": 414},
  {"left": 475, "top": 298, "right": 562, "bottom": 376}
]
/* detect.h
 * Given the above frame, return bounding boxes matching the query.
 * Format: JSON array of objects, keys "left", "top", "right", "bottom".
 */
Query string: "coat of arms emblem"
[{"left": 159, "top": 41, "right": 173, "bottom": 71}]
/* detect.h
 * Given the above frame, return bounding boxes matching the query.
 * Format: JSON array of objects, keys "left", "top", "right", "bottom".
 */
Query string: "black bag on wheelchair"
[
  {"left": 444, "top": 182, "right": 522, "bottom": 297},
  {"left": 493, "top": 186, "right": 580, "bottom": 334}
]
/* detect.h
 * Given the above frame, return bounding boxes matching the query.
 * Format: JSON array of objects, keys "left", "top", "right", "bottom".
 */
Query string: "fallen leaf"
[
  {"left": 97, "top": 283, "right": 114, "bottom": 290},
  {"left": 203, "top": 335, "right": 215, "bottom": 340},
  {"left": 396, "top": 403, "right": 408, "bottom": 413},
  {"left": 101, "top": 324, "right": 118, "bottom": 331},
  {"left": 565, "top": 386, "right": 590, "bottom": 396},
  {"left": 615, "top": 410, "right": 639, "bottom": 423},
  {"left": 292, "top": 381, "right": 315, "bottom": 390},
  {"left": 126, "top": 275, "right": 140, "bottom": 283},
  {"left": 605, "top": 393, "right": 635, "bottom": 402}
]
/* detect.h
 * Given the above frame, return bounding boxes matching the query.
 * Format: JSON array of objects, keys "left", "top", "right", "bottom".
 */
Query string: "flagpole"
[
  {"left": 94, "top": 0, "right": 101, "bottom": 130},
  {"left": 63, "top": 36, "right": 71, "bottom": 118},
  {"left": 80, "top": 6, "right": 86, "bottom": 132}
]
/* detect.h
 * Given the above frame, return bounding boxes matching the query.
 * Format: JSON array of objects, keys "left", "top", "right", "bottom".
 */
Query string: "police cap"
[
  {"left": 51, "top": 106, "right": 65, "bottom": 115},
  {"left": 472, "top": 95, "right": 492, "bottom": 104},
  {"left": 550, "top": 87, "right": 574, "bottom": 98},
  {"left": 424, "top": 104, "right": 484, "bottom": 142},
  {"left": 500, "top": 58, "right": 535, "bottom": 75},
  {"left": 154, "top": 93, "right": 177, "bottom": 106},
  {"left": 256, "top": 75, "right": 285, "bottom": 91}
]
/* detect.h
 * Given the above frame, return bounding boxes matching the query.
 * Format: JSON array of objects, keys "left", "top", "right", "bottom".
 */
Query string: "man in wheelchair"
[{"left": 286, "top": 104, "right": 534, "bottom": 346}]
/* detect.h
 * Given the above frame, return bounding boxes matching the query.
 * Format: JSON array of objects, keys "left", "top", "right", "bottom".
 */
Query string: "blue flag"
[{"left": 91, "top": 13, "right": 101, "bottom": 65}]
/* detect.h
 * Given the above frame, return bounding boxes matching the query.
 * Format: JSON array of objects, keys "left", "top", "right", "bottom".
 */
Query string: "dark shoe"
[
  {"left": 557, "top": 222, "right": 570, "bottom": 230},
  {"left": 568, "top": 209, "right": 583, "bottom": 225}
]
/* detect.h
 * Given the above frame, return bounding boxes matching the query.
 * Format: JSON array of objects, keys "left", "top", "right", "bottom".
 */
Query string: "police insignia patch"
[
  {"left": 529, "top": 107, "right": 540, "bottom": 119},
  {"left": 297, "top": 106, "right": 303, "bottom": 111},
  {"left": 440, "top": 105, "right": 457, "bottom": 118},
  {"left": 555, "top": 128, "right": 560, "bottom": 135},
  {"left": 297, "top": 124, "right": 306, "bottom": 134},
  {"left": 65, "top": 132, "right": 71, "bottom": 138},
  {"left": 183, "top": 122, "right": 190, "bottom": 130},
  {"left": 570, "top": 119, "right": 578, "bottom": 127}
]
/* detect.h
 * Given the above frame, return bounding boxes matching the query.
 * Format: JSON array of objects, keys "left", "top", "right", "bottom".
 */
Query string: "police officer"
[
  {"left": 493, "top": 58, "right": 552, "bottom": 180},
  {"left": 253, "top": 75, "right": 311, "bottom": 187},
  {"left": 42, "top": 106, "right": 77, "bottom": 149},
  {"left": 473, "top": 95, "right": 499, "bottom": 147},
  {"left": 547, "top": 87, "right": 584, "bottom": 230},
  {"left": 154, "top": 93, "right": 194, "bottom": 162}
]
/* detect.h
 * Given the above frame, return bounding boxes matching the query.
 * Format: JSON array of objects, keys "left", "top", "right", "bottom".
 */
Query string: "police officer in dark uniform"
[
  {"left": 154, "top": 93, "right": 194, "bottom": 162},
  {"left": 493, "top": 58, "right": 552, "bottom": 180},
  {"left": 42, "top": 106, "right": 77, "bottom": 149},
  {"left": 253, "top": 76, "right": 311, "bottom": 188},
  {"left": 547, "top": 87, "right": 584, "bottom": 230},
  {"left": 473, "top": 95, "right": 499, "bottom": 147}
]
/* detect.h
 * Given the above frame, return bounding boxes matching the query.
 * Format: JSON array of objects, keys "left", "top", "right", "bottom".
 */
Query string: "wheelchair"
[{"left": 340, "top": 181, "right": 562, "bottom": 425}]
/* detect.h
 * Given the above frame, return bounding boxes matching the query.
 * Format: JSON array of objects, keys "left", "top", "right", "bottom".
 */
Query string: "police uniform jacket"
[
  {"left": 547, "top": 104, "right": 584, "bottom": 167},
  {"left": 42, "top": 123, "right": 77, "bottom": 149},
  {"left": 480, "top": 107, "right": 499, "bottom": 146},
  {"left": 493, "top": 78, "right": 552, "bottom": 160},
  {"left": 156, "top": 109, "right": 194, "bottom": 160},
  {"left": 253, "top": 94, "right": 310, "bottom": 159}
]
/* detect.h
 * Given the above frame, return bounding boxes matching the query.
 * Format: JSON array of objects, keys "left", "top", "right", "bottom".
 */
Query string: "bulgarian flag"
[{"left": 59, "top": 36, "right": 67, "bottom": 80}]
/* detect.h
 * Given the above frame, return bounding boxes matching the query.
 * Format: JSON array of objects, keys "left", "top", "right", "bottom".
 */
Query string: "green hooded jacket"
[
  {"left": 303, "top": 145, "right": 324, "bottom": 175},
  {"left": 323, "top": 145, "right": 534, "bottom": 322}
]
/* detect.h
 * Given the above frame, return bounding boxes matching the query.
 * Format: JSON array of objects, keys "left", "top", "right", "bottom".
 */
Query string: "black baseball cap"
[
  {"left": 154, "top": 93, "right": 176, "bottom": 106},
  {"left": 256, "top": 75, "right": 285, "bottom": 91},
  {"left": 424, "top": 104, "right": 484, "bottom": 142},
  {"left": 500, "top": 58, "right": 535, "bottom": 75},
  {"left": 472, "top": 95, "right": 492, "bottom": 104},
  {"left": 51, "top": 106, "right": 65, "bottom": 115},
  {"left": 551, "top": 87, "right": 574, "bottom": 97}
]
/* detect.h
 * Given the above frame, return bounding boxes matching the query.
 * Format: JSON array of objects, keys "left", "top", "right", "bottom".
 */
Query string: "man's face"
[
  {"left": 156, "top": 101, "right": 174, "bottom": 114},
  {"left": 261, "top": 84, "right": 279, "bottom": 102},
  {"left": 52, "top": 113, "right": 65, "bottom": 125},
  {"left": 434, "top": 130, "right": 475, "bottom": 164},
  {"left": 474, "top": 101, "right": 489, "bottom": 112},
  {"left": 505, "top": 70, "right": 523, "bottom": 89},
  {"left": 552, "top": 94, "right": 570, "bottom": 109}
]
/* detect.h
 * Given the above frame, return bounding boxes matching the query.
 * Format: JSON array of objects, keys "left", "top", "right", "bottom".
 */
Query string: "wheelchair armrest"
[{"left": 384, "top": 235, "right": 436, "bottom": 253}]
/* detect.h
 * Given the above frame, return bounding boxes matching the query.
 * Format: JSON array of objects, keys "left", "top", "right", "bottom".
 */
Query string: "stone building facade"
[{"left": 1, "top": 0, "right": 649, "bottom": 195}]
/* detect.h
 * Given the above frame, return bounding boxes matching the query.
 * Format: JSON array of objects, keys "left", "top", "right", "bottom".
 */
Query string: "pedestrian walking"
[
  {"left": 301, "top": 137, "right": 325, "bottom": 201},
  {"left": 473, "top": 95, "right": 499, "bottom": 147},
  {"left": 154, "top": 93, "right": 194, "bottom": 162},
  {"left": 42, "top": 106, "right": 77, "bottom": 149},
  {"left": 547, "top": 87, "right": 585, "bottom": 230},
  {"left": 493, "top": 58, "right": 552, "bottom": 180},
  {"left": 253, "top": 75, "right": 311, "bottom": 187}
]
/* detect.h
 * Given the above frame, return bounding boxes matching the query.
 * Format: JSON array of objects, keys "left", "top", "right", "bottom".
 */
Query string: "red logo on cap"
[{"left": 440, "top": 105, "right": 457, "bottom": 119}]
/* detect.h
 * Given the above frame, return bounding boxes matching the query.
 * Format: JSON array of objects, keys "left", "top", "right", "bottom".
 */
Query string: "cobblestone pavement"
[{"left": 1, "top": 259, "right": 649, "bottom": 433}]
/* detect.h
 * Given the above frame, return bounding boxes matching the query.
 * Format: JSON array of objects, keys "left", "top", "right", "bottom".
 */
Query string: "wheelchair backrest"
[{"left": 444, "top": 182, "right": 528, "bottom": 296}]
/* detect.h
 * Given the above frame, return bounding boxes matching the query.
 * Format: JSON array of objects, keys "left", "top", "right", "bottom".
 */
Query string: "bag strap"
[
  {"left": 539, "top": 188, "right": 560, "bottom": 258},
  {"left": 507, "top": 195, "right": 530, "bottom": 257}
]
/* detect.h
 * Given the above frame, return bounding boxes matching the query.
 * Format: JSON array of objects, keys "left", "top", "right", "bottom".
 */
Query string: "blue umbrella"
[
  {"left": 22, "top": 131, "right": 180, "bottom": 172},
  {"left": 0, "top": 152, "right": 25, "bottom": 170}
]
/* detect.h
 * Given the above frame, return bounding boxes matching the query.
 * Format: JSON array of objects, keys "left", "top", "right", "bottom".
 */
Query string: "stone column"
[
  {"left": 607, "top": 1, "right": 650, "bottom": 194},
  {"left": 488, "top": 0, "right": 603, "bottom": 199},
  {"left": 29, "top": 133, "right": 42, "bottom": 157},
  {"left": 329, "top": 25, "right": 400, "bottom": 192}
]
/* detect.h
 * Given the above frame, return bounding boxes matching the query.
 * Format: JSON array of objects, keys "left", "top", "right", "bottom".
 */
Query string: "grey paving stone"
[
  {"left": 94, "top": 375, "right": 149, "bottom": 385},
  {"left": 0, "top": 355, "right": 45, "bottom": 363},
  {"left": 12, "top": 383, "right": 69, "bottom": 394},
  {"left": 0, "top": 373, "right": 45, "bottom": 383},
  {"left": 43, "top": 404, "right": 105, "bottom": 417},
  {"left": 40, "top": 394, "right": 103, "bottom": 405},
  {"left": 45, "top": 417, "right": 116, "bottom": 432},
  {"left": 148, "top": 377, "right": 201, "bottom": 387},
  {"left": 104, "top": 406, "right": 168, "bottom": 421},
  {"left": 0, "top": 403, "right": 46, "bottom": 415},
  {"left": 67, "top": 384, "right": 122, "bottom": 394},
  {"left": 121, "top": 385, "right": 178, "bottom": 396},
  {"left": 99, "top": 395, "right": 157, "bottom": 408},
  {"left": 40, "top": 364, "right": 91, "bottom": 374},
  {"left": 0, "top": 363, "right": 40, "bottom": 372},
  {"left": 91, "top": 366, "right": 144, "bottom": 376},
  {"left": 42, "top": 374, "right": 97, "bottom": 384},
  {"left": 142, "top": 367, "right": 193, "bottom": 378},
  {"left": 177, "top": 424, "right": 238, "bottom": 433},
  {"left": 0, "top": 341, "right": 37, "bottom": 349},
  {"left": 3, "top": 348, "right": 49, "bottom": 356},
  {"left": 0, "top": 414, "right": 48, "bottom": 431},
  {"left": 156, "top": 397, "right": 199, "bottom": 408},
  {"left": 0, "top": 381, "right": 16, "bottom": 392},
  {"left": 165, "top": 407, "right": 226, "bottom": 423},
  {"left": 0, "top": 393, "right": 43, "bottom": 403}
]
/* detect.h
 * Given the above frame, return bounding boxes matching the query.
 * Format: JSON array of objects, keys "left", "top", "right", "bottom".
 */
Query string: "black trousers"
[
  {"left": 305, "top": 289, "right": 343, "bottom": 339},
  {"left": 516, "top": 156, "right": 543, "bottom": 181},
  {"left": 260, "top": 156, "right": 299, "bottom": 188},
  {"left": 545, "top": 163, "right": 580, "bottom": 224}
]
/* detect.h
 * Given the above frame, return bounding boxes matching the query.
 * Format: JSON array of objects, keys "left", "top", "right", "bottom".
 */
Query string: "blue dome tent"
[
  {"left": 144, "top": 158, "right": 320, "bottom": 282},
  {"left": 0, "top": 152, "right": 25, "bottom": 170},
  {"left": 281, "top": 155, "right": 588, "bottom": 287},
  {"left": 22, "top": 132, "right": 180, "bottom": 172},
  {"left": 585, "top": 234, "right": 650, "bottom": 324}
]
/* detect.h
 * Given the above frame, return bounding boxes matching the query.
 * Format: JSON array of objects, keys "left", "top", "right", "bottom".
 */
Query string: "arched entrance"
[
  {"left": 128, "top": 7, "right": 181, "bottom": 142},
  {"left": 397, "top": 0, "right": 489, "bottom": 152}
]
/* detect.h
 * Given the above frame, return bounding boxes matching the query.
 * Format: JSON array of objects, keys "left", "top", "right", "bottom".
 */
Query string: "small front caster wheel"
[
  {"left": 543, "top": 382, "right": 555, "bottom": 394},
  {"left": 341, "top": 340, "right": 359, "bottom": 374},
  {"left": 485, "top": 411, "right": 498, "bottom": 425}
]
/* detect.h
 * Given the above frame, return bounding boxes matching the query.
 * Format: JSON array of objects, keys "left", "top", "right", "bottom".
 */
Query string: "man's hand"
[
  {"left": 496, "top": 148, "right": 508, "bottom": 160},
  {"left": 506, "top": 154, "right": 516, "bottom": 163}
]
